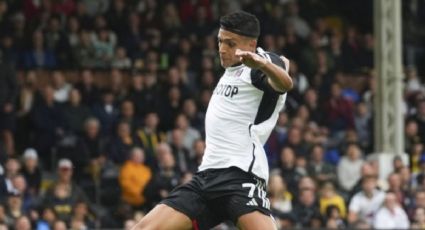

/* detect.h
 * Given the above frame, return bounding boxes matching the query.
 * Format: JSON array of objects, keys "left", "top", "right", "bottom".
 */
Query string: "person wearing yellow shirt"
[
  {"left": 319, "top": 181, "right": 347, "bottom": 218},
  {"left": 119, "top": 147, "right": 152, "bottom": 208},
  {"left": 268, "top": 171, "right": 293, "bottom": 213}
]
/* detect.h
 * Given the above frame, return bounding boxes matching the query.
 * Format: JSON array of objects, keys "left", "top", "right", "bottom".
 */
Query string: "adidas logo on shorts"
[{"left": 246, "top": 198, "right": 258, "bottom": 206}]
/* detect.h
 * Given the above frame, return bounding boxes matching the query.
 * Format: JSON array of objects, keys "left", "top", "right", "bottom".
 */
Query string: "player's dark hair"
[{"left": 220, "top": 11, "right": 260, "bottom": 39}]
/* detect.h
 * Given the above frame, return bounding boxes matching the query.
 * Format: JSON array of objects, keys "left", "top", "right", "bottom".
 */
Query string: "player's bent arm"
[
  {"left": 235, "top": 49, "right": 293, "bottom": 93},
  {"left": 259, "top": 59, "right": 293, "bottom": 93}
]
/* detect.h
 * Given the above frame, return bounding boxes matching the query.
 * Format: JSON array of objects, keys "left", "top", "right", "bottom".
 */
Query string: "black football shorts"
[{"left": 160, "top": 167, "right": 272, "bottom": 229}]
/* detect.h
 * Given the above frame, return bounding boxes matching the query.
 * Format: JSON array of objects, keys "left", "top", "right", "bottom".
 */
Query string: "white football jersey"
[{"left": 199, "top": 49, "right": 288, "bottom": 182}]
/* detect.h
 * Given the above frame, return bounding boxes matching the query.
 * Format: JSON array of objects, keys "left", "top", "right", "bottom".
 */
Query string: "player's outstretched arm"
[{"left": 235, "top": 49, "right": 293, "bottom": 93}]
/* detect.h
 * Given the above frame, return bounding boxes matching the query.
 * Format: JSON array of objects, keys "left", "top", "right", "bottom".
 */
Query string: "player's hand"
[
  {"left": 235, "top": 49, "right": 268, "bottom": 69},
  {"left": 280, "top": 55, "right": 290, "bottom": 72}
]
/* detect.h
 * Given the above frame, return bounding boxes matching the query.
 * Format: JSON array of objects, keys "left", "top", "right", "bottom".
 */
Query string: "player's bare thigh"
[
  {"left": 237, "top": 211, "right": 277, "bottom": 230},
  {"left": 131, "top": 204, "right": 192, "bottom": 230}
]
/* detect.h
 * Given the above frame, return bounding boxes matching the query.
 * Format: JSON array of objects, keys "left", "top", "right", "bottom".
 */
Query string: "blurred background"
[{"left": 0, "top": 0, "right": 424, "bottom": 229}]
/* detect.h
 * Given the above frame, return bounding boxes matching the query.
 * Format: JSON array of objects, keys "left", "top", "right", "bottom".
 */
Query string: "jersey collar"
[{"left": 225, "top": 63, "right": 244, "bottom": 73}]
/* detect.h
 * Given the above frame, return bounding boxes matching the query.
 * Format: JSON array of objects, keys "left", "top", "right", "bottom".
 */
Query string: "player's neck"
[
  {"left": 230, "top": 62, "right": 243, "bottom": 67},
  {"left": 226, "top": 62, "right": 244, "bottom": 71}
]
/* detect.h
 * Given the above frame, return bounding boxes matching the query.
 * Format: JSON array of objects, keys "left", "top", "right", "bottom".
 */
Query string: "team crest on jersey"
[{"left": 235, "top": 69, "right": 243, "bottom": 77}]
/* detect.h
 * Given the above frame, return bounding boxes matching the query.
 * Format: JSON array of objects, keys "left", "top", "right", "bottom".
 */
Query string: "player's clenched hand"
[
  {"left": 280, "top": 55, "right": 290, "bottom": 72},
  {"left": 235, "top": 49, "right": 268, "bottom": 69}
]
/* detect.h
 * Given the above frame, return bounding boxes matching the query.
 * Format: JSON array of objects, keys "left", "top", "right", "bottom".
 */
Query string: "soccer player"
[{"left": 133, "top": 11, "right": 293, "bottom": 230}]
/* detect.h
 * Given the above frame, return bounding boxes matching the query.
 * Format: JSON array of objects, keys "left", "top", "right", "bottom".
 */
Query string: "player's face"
[{"left": 217, "top": 29, "right": 256, "bottom": 68}]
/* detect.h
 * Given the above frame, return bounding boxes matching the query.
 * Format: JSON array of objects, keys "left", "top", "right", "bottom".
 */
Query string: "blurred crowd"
[{"left": 0, "top": 0, "right": 425, "bottom": 229}]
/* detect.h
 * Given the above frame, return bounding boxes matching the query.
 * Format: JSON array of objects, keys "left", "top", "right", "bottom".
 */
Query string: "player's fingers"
[
  {"left": 235, "top": 49, "right": 244, "bottom": 56},
  {"left": 235, "top": 49, "right": 252, "bottom": 58}
]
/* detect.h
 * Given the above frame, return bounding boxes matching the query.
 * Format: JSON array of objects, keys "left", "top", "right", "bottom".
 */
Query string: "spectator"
[
  {"left": 20, "top": 148, "right": 41, "bottom": 196},
  {"left": 0, "top": 54, "right": 17, "bottom": 157},
  {"left": 108, "top": 121, "right": 140, "bottom": 165},
  {"left": 44, "top": 16, "right": 70, "bottom": 67},
  {"left": 266, "top": 112, "right": 289, "bottom": 166},
  {"left": 145, "top": 144, "right": 180, "bottom": 207},
  {"left": 412, "top": 100, "right": 425, "bottom": 144},
  {"left": 92, "top": 89, "right": 119, "bottom": 136},
  {"left": 35, "top": 207, "right": 57, "bottom": 230},
  {"left": 325, "top": 205, "right": 346, "bottom": 229},
  {"left": 74, "top": 117, "right": 107, "bottom": 182},
  {"left": 14, "top": 215, "right": 31, "bottom": 230},
  {"left": 159, "top": 86, "right": 182, "bottom": 131},
  {"left": 135, "top": 112, "right": 166, "bottom": 167},
  {"left": 284, "top": 126, "right": 308, "bottom": 156},
  {"left": 303, "top": 89, "right": 322, "bottom": 125},
  {"left": 298, "top": 176, "right": 317, "bottom": 193},
  {"left": 119, "top": 100, "right": 139, "bottom": 133},
  {"left": 52, "top": 71, "right": 72, "bottom": 104},
  {"left": 111, "top": 47, "right": 132, "bottom": 69},
  {"left": 105, "top": 0, "right": 128, "bottom": 36},
  {"left": 348, "top": 175, "right": 385, "bottom": 225},
  {"left": 74, "top": 69, "right": 100, "bottom": 107},
  {"left": 307, "top": 145, "right": 336, "bottom": 184},
  {"left": 181, "top": 98, "right": 204, "bottom": 133},
  {"left": 172, "top": 113, "right": 201, "bottom": 152},
  {"left": 354, "top": 102, "right": 372, "bottom": 149},
  {"left": 119, "top": 147, "right": 152, "bottom": 208},
  {"left": 70, "top": 201, "right": 95, "bottom": 229},
  {"left": 122, "top": 12, "right": 143, "bottom": 60},
  {"left": 70, "top": 218, "right": 88, "bottom": 230},
  {"left": 51, "top": 0, "right": 76, "bottom": 16},
  {"left": 337, "top": 143, "right": 364, "bottom": 192},
  {"left": 285, "top": 1, "right": 311, "bottom": 39},
  {"left": 5, "top": 191, "right": 24, "bottom": 223},
  {"left": 1, "top": 157, "right": 21, "bottom": 195},
  {"left": 15, "top": 71, "right": 37, "bottom": 150},
  {"left": 109, "top": 68, "right": 127, "bottom": 103},
  {"left": 43, "top": 159, "right": 90, "bottom": 222},
  {"left": 190, "top": 139, "right": 205, "bottom": 173},
  {"left": 126, "top": 73, "right": 144, "bottom": 117},
  {"left": 288, "top": 60, "right": 309, "bottom": 102},
  {"left": 30, "top": 86, "right": 65, "bottom": 168},
  {"left": 16, "top": 71, "right": 37, "bottom": 118},
  {"left": 405, "top": 119, "right": 421, "bottom": 153},
  {"left": 0, "top": 203, "right": 12, "bottom": 227},
  {"left": 319, "top": 181, "right": 346, "bottom": 218},
  {"left": 387, "top": 172, "right": 409, "bottom": 208},
  {"left": 168, "top": 129, "right": 193, "bottom": 174},
  {"left": 405, "top": 67, "right": 423, "bottom": 95},
  {"left": 52, "top": 220, "right": 67, "bottom": 230},
  {"left": 63, "top": 89, "right": 92, "bottom": 135},
  {"left": 67, "top": 16, "right": 81, "bottom": 49},
  {"left": 72, "top": 30, "right": 97, "bottom": 68},
  {"left": 412, "top": 207, "right": 425, "bottom": 229},
  {"left": 324, "top": 82, "right": 355, "bottom": 135},
  {"left": 11, "top": 175, "right": 33, "bottom": 213},
  {"left": 292, "top": 189, "right": 320, "bottom": 227},
  {"left": 92, "top": 29, "right": 117, "bottom": 68},
  {"left": 23, "top": 30, "right": 56, "bottom": 69},
  {"left": 268, "top": 172, "right": 292, "bottom": 214},
  {"left": 341, "top": 26, "right": 362, "bottom": 72},
  {"left": 373, "top": 192, "right": 410, "bottom": 229},
  {"left": 277, "top": 147, "right": 302, "bottom": 195}
]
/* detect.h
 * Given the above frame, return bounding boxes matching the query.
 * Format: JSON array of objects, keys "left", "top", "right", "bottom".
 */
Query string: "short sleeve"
[{"left": 250, "top": 51, "right": 287, "bottom": 94}]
